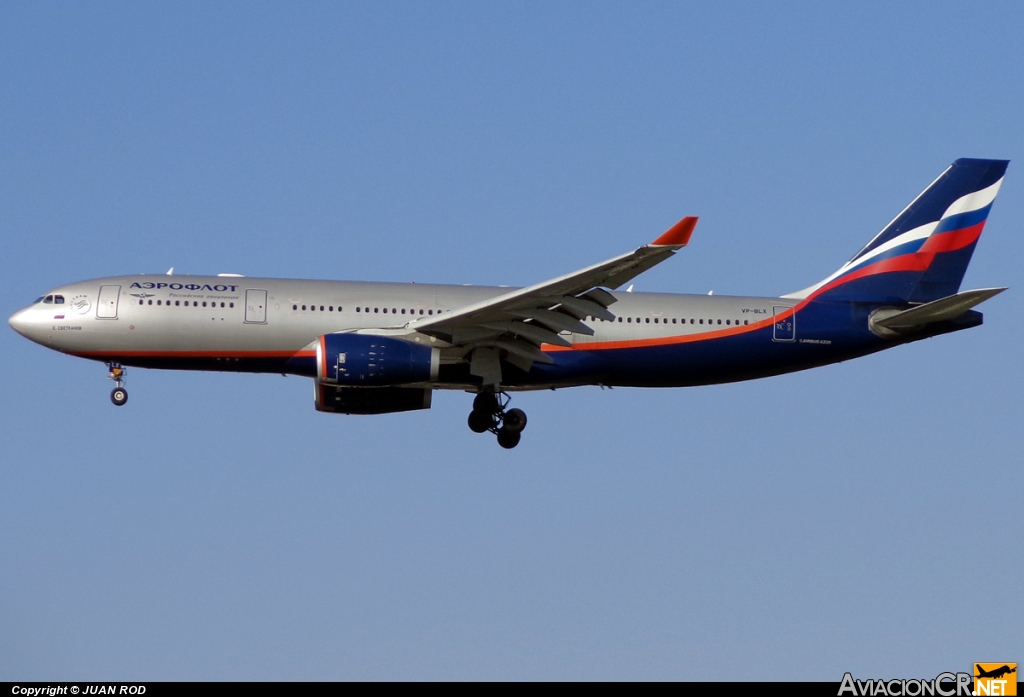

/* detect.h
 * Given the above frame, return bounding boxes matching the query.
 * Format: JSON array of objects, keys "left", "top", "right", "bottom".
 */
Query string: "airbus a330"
[{"left": 9, "top": 158, "right": 1008, "bottom": 448}]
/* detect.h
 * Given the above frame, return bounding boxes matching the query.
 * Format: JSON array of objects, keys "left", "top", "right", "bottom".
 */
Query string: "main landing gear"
[
  {"left": 107, "top": 362, "right": 128, "bottom": 406},
  {"left": 467, "top": 391, "right": 528, "bottom": 449}
]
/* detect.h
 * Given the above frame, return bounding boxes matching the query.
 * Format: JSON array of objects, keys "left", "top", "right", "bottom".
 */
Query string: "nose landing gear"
[
  {"left": 467, "top": 391, "right": 527, "bottom": 448},
  {"left": 107, "top": 363, "right": 128, "bottom": 406}
]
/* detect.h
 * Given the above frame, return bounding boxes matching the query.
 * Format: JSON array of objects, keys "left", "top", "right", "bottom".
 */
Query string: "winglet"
[{"left": 651, "top": 216, "right": 698, "bottom": 246}]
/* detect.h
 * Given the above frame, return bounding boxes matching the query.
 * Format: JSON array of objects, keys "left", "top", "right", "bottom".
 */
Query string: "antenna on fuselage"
[{"left": 166, "top": 267, "right": 174, "bottom": 275}]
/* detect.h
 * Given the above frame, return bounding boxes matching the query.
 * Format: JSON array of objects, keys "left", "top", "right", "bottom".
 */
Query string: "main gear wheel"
[{"left": 466, "top": 391, "right": 527, "bottom": 448}]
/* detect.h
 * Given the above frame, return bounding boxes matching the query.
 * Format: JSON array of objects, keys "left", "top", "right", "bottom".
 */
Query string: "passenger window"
[
  {"left": 374, "top": 308, "right": 379, "bottom": 313},
  {"left": 428, "top": 310, "right": 433, "bottom": 315},
  {"left": 158, "top": 300, "right": 162, "bottom": 306},
  {"left": 383, "top": 308, "right": 387, "bottom": 313},
  {"left": 302, "top": 305, "right": 306, "bottom": 310},
  {"left": 717, "top": 319, "right": 722, "bottom": 325},
  {"left": 148, "top": 300, "right": 153, "bottom": 305},
  {"left": 229, "top": 303, "right": 234, "bottom": 308},
  {"left": 329, "top": 306, "right": 334, "bottom": 311}
]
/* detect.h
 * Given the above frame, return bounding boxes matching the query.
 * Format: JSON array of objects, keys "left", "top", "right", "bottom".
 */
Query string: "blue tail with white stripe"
[{"left": 787, "top": 158, "right": 1008, "bottom": 304}]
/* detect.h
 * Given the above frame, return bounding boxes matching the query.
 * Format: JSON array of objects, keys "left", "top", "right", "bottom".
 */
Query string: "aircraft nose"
[
  {"left": 8, "top": 306, "right": 45, "bottom": 342},
  {"left": 8, "top": 308, "right": 30, "bottom": 337}
]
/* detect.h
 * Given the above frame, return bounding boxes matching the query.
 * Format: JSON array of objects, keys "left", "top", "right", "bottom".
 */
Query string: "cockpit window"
[
  {"left": 54, "top": 295, "right": 65, "bottom": 304},
  {"left": 43, "top": 295, "right": 53, "bottom": 304},
  {"left": 34, "top": 296, "right": 44, "bottom": 304}
]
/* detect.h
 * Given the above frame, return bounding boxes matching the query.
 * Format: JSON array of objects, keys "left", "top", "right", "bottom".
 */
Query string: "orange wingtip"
[{"left": 652, "top": 216, "right": 698, "bottom": 246}]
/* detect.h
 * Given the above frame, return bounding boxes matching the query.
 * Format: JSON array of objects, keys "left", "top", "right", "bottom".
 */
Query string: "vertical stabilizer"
[{"left": 785, "top": 158, "right": 1008, "bottom": 303}]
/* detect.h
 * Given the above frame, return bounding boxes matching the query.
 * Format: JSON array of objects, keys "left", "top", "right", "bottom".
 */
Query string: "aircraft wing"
[{"left": 406, "top": 216, "right": 697, "bottom": 382}]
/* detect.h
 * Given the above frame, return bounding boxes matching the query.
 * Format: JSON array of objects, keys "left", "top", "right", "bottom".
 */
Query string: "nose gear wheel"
[{"left": 107, "top": 362, "right": 128, "bottom": 406}]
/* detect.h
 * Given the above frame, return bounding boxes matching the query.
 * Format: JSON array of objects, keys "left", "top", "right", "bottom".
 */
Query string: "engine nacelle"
[
  {"left": 315, "top": 383, "right": 432, "bottom": 414},
  {"left": 316, "top": 333, "right": 439, "bottom": 387}
]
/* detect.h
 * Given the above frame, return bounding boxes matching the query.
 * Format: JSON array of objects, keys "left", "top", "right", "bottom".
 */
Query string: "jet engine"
[
  {"left": 313, "top": 333, "right": 438, "bottom": 414},
  {"left": 316, "top": 333, "right": 438, "bottom": 386}
]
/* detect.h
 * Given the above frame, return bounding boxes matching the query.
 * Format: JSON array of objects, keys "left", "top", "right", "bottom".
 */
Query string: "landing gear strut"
[
  {"left": 467, "top": 391, "right": 527, "bottom": 449},
  {"left": 107, "top": 362, "right": 128, "bottom": 406}
]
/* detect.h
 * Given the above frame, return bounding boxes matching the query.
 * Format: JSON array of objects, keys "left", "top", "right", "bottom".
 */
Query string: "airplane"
[
  {"left": 8, "top": 158, "right": 1008, "bottom": 448},
  {"left": 975, "top": 665, "right": 1016, "bottom": 680}
]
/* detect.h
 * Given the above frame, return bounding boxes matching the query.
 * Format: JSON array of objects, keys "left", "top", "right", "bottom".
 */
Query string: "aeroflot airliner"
[{"left": 9, "top": 158, "right": 1008, "bottom": 448}]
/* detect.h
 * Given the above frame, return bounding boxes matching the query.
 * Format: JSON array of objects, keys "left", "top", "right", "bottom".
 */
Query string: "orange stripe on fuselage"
[
  {"left": 543, "top": 313, "right": 782, "bottom": 352},
  {"left": 75, "top": 349, "right": 317, "bottom": 359}
]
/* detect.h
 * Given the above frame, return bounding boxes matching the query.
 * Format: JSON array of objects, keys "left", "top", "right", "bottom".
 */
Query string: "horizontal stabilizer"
[{"left": 872, "top": 287, "right": 1006, "bottom": 332}]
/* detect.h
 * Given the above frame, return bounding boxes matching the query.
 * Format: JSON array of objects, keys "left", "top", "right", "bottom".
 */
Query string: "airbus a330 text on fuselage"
[{"left": 9, "top": 158, "right": 1008, "bottom": 448}]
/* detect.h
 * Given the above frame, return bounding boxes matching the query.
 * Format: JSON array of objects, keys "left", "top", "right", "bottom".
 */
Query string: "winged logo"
[{"left": 70, "top": 295, "right": 91, "bottom": 314}]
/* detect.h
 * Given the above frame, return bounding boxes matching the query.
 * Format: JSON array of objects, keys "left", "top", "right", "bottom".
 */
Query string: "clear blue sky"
[{"left": 2, "top": 1, "right": 1021, "bottom": 680}]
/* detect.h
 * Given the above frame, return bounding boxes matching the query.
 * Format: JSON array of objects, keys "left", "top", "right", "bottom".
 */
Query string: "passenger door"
[
  {"left": 96, "top": 285, "right": 121, "bottom": 319},
  {"left": 244, "top": 289, "right": 268, "bottom": 324}
]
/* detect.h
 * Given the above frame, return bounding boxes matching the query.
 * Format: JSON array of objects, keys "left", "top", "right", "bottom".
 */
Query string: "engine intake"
[{"left": 316, "top": 333, "right": 438, "bottom": 387}]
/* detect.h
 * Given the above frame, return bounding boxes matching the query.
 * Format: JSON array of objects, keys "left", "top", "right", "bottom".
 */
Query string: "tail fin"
[{"left": 785, "top": 158, "right": 1008, "bottom": 303}]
